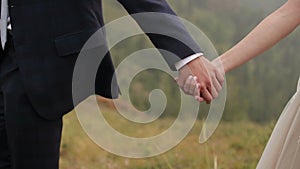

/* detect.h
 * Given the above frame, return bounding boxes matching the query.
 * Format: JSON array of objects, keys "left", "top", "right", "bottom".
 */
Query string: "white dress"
[{"left": 257, "top": 78, "right": 300, "bottom": 169}]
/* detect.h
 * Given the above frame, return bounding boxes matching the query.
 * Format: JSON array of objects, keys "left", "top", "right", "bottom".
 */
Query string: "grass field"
[{"left": 60, "top": 100, "right": 275, "bottom": 169}]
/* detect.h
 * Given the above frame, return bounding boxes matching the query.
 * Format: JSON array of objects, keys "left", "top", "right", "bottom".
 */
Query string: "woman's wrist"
[{"left": 212, "top": 57, "right": 227, "bottom": 75}]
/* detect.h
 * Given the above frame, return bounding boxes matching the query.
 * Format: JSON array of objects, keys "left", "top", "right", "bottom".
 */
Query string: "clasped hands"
[{"left": 176, "top": 56, "right": 224, "bottom": 104}]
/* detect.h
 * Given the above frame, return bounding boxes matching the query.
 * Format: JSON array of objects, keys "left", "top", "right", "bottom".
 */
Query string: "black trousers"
[{"left": 0, "top": 33, "right": 63, "bottom": 169}]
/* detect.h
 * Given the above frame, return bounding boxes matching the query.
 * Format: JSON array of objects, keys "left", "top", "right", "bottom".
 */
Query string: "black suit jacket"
[{"left": 7, "top": 0, "right": 202, "bottom": 119}]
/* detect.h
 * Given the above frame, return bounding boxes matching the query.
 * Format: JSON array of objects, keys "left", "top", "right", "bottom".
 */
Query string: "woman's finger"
[
  {"left": 183, "top": 75, "right": 193, "bottom": 94},
  {"left": 195, "top": 95, "right": 204, "bottom": 102},
  {"left": 213, "top": 76, "right": 222, "bottom": 93},
  {"left": 210, "top": 85, "right": 218, "bottom": 99},
  {"left": 193, "top": 82, "right": 200, "bottom": 96},
  {"left": 189, "top": 76, "right": 198, "bottom": 95}
]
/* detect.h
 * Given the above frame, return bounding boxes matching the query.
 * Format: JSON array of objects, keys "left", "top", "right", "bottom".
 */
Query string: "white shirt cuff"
[{"left": 175, "top": 53, "right": 204, "bottom": 70}]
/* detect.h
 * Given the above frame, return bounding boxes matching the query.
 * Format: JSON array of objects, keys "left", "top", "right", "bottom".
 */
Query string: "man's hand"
[{"left": 176, "top": 56, "right": 224, "bottom": 104}]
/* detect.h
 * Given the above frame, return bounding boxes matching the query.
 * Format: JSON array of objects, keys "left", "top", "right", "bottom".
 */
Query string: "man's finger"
[{"left": 200, "top": 87, "right": 213, "bottom": 104}]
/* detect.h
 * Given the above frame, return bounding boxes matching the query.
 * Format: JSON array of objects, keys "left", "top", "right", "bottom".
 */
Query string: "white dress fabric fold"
[{"left": 257, "top": 77, "right": 300, "bottom": 169}]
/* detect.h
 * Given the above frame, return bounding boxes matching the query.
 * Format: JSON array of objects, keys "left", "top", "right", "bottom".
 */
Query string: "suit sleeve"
[{"left": 116, "top": 0, "right": 203, "bottom": 70}]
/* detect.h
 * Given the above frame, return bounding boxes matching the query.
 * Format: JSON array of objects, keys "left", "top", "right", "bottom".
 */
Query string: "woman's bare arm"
[{"left": 219, "top": 0, "right": 300, "bottom": 73}]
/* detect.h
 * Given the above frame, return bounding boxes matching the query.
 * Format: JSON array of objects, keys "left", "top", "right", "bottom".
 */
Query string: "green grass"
[{"left": 60, "top": 102, "right": 275, "bottom": 169}]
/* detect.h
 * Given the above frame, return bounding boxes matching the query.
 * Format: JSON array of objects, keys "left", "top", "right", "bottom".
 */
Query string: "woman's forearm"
[{"left": 219, "top": 0, "right": 300, "bottom": 73}]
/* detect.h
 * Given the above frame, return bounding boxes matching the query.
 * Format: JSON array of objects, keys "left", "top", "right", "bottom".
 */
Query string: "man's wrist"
[{"left": 175, "top": 53, "right": 204, "bottom": 70}]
